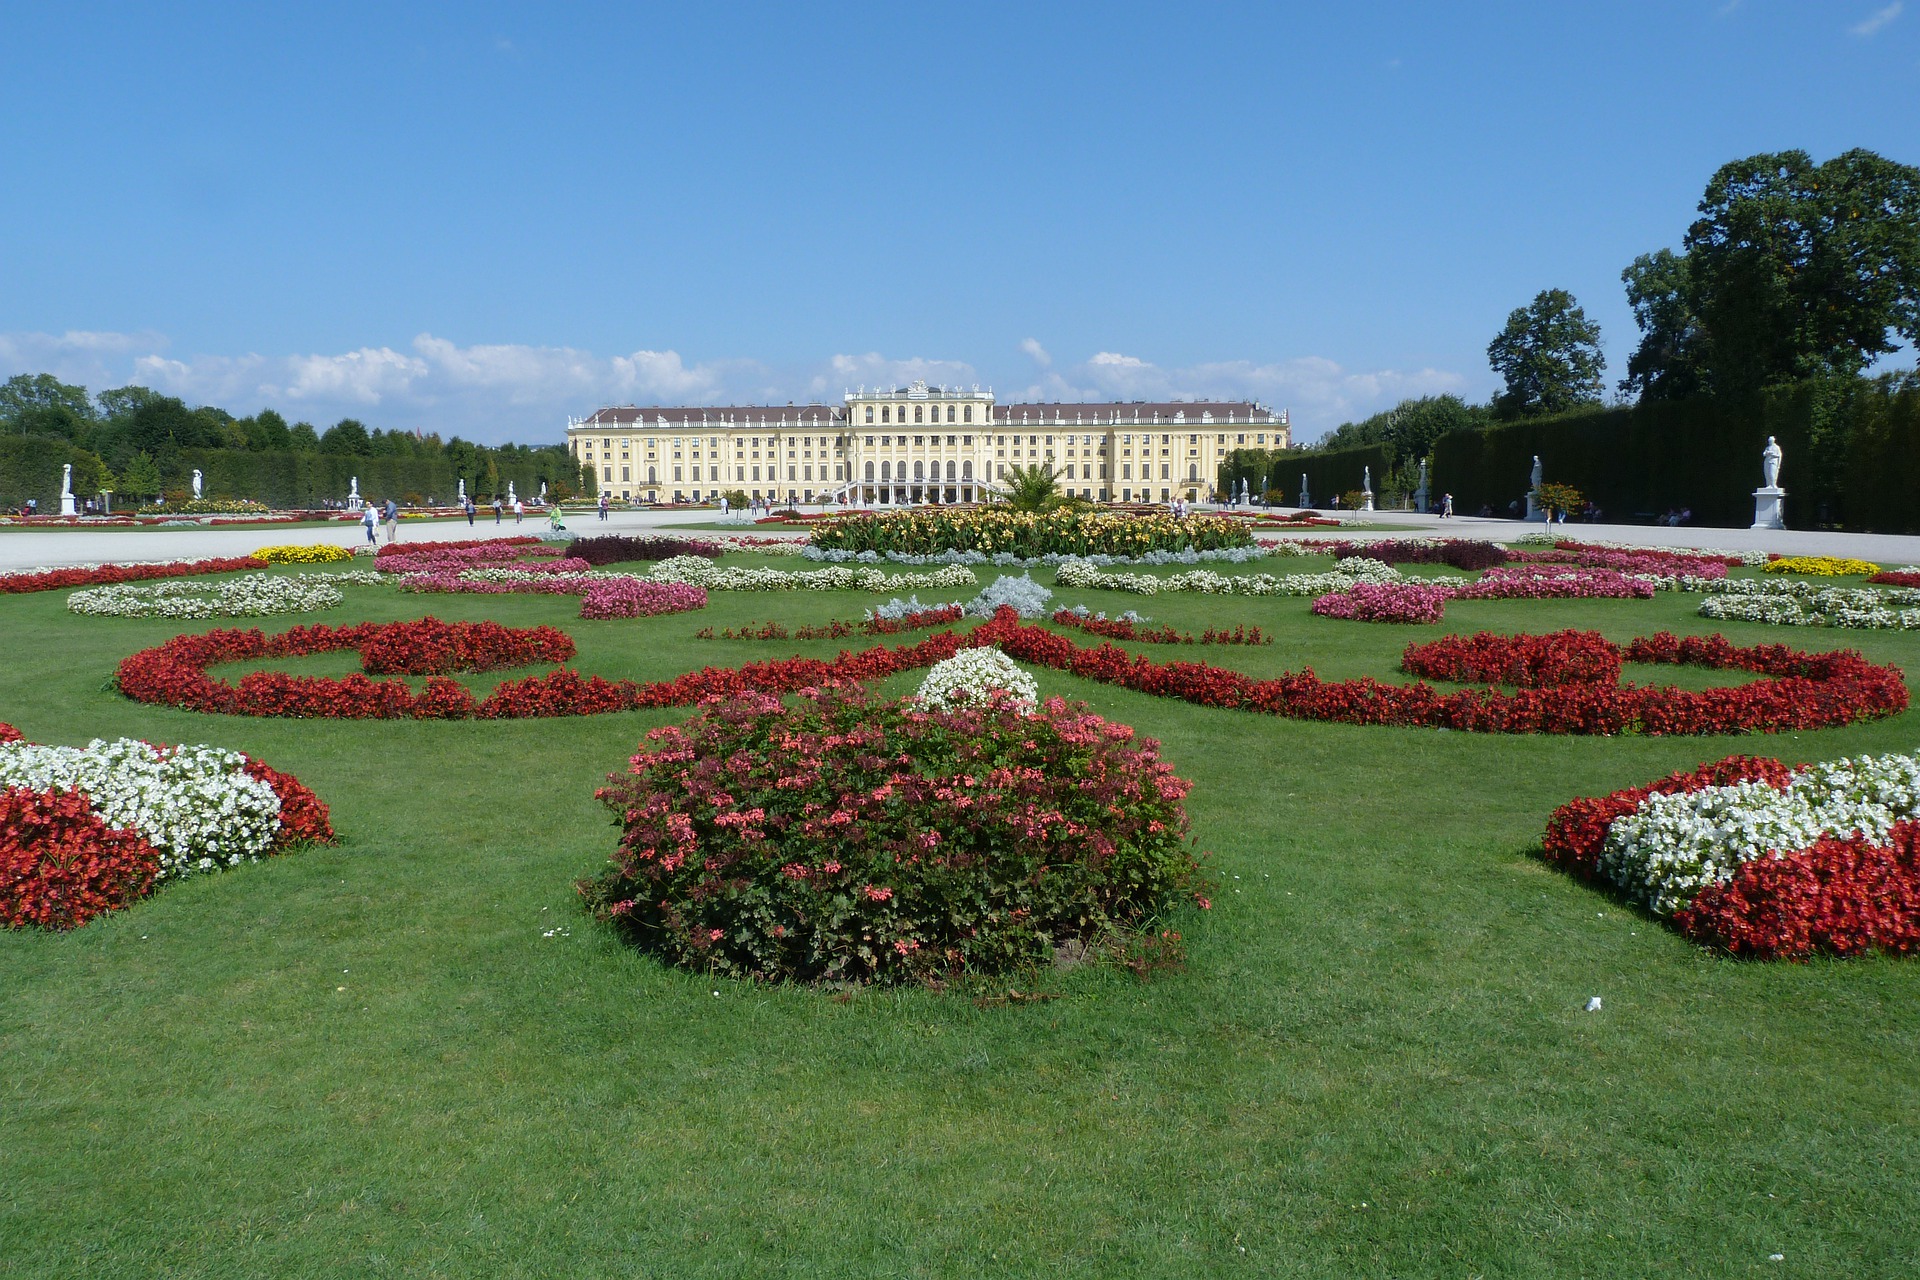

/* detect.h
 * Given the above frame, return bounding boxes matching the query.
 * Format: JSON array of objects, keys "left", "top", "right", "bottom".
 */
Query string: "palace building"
[{"left": 565, "top": 382, "right": 1290, "bottom": 505}]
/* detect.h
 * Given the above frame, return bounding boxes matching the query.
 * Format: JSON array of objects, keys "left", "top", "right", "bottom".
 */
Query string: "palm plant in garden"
[{"left": 999, "top": 462, "right": 1063, "bottom": 512}]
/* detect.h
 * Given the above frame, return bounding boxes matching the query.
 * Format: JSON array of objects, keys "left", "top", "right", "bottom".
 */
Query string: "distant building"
[{"left": 565, "top": 381, "right": 1290, "bottom": 504}]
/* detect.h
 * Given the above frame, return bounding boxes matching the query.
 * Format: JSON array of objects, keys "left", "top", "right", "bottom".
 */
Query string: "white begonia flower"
[{"left": 916, "top": 649, "right": 1041, "bottom": 713}]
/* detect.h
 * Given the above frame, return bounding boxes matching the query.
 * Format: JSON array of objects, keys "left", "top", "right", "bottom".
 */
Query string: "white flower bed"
[
  {"left": 1599, "top": 750, "right": 1920, "bottom": 914},
  {"left": 67, "top": 572, "right": 349, "bottom": 618},
  {"left": 0, "top": 739, "right": 284, "bottom": 880},
  {"left": 649, "top": 556, "right": 977, "bottom": 592},
  {"left": 916, "top": 649, "right": 1040, "bottom": 713},
  {"left": 866, "top": 594, "right": 959, "bottom": 621},
  {"left": 1054, "top": 556, "right": 1402, "bottom": 597},
  {"left": 1696, "top": 582, "right": 1920, "bottom": 629}
]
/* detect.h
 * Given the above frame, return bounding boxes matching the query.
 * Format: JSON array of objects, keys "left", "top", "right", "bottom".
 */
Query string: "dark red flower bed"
[
  {"left": 242, "top": 759, "right": 337, "bottom": 846},
  {"left": 1867, "top": 570, "right": 1920, "bottom": 588},
  {"left": 373, "top": 536, "right": 540, "bottom": 559},
  {"left": 1539, "top": 754, "right": 1796, "bottom": 878},
  {"left": 1674, "top": 822, "right": 1920, "bottom": 958},
  {"left": 0, "top": 787, "right": 161, "bottom": 931},
  {"left": 359, "top": 618, "right": 575, "bottom": 675},
  {"left": 566, "top": 535, "right": 722, "bottom": 566},
  {"left": 0, "top": 723, "right": 20, "bottom": 744},
  {"left": 1327, "top": 539, "right": 1509, "bottom": 571},
  {"left": 1049, "top": 611, "right": 1271, "bottom": 646},
  {"left": 1402, "top": 630, "right": 1624, "bottom": 688},
  {"left": 0, "top": 556, "right": 268, "bottom": 596}
]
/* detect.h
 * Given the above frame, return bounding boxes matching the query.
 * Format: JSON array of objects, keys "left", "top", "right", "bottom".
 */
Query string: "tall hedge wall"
[
  {"left": 1428, "top": 379, "right": 1920, "bottom": 532},
  {"left": 0, "top": 437, "right": 110, "bottom": 511}
]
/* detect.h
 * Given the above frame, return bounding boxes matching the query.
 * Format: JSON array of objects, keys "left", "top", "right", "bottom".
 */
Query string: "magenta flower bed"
[
  {"left": 1454, "top": 565, "right": 1658, "bottom": 601},
  {"left": 578, "top": 579, "right": 709, "bottom": 620}
]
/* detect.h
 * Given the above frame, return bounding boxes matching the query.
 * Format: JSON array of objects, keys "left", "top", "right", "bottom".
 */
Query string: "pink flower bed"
[
  {"left": 1453, "top": 565, "right": 1658, "bottom": 601},
  {"left": 578, "top": 579, "right": 709, "bottom": 620},
  {"left": 1509, "top": 543, "right": 1730, "bottom": 579},
  {"left": 1310, "top": 582, "right": 1449, "bottom": 623}
]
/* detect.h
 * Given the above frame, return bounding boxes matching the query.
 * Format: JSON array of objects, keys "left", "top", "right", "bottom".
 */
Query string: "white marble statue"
[
  {"left": 507, "top": 481, "right": 517, "bottom": 505},
  {"left": 191, "top": 469, "right": 203, "bottom": 500},
  {"left": 538, "top": 481, "right": 547, "bottom": 503},
  {"left": 60, "top": 462, "right": 75, "bottom": 516},
  {"left": 458, "top": 478, "right": 467, "bottom": 504},
  {"left": 1361, "top": 466, "right": 1372, "bottom": 493},
  {"left": 1299, "top": 473, "right": 1310, "bottom": 507},
  {"left": 349, "top": 476, "right": 360, "bottom": 507},
  {"left": 1530, "top": 455, "right": 1543, "bottom": 490},
  {"left": 1762, "top": 436, "right": 1783, "bottom": 489}
]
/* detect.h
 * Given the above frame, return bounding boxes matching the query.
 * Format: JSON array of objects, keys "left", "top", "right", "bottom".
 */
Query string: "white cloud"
[
  {"left": 1020, "top": 337, "right": 1051, "bottom": 367},
  {"left": 1851, "top": 2, "right": 1902, "bottom": 35}
]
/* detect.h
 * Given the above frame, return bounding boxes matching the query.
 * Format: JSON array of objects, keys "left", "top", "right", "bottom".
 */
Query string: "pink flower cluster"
[
  {"left": 578, "top": 578, "right": 709, "bottom": 620},
  {"left": 1510, "top": 543, "right": 1731, "bottom": 579},
  {"left": 1310, "top": 581, "right": 1449, "bottom": 623}
]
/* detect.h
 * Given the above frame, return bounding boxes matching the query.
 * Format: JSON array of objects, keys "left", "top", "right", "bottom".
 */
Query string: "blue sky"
[{"left": 2, "top": 1, "right": 1915, "bottom": 444}]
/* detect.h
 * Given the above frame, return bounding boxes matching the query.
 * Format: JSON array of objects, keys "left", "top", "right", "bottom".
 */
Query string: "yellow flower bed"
[
  {"left": 811, "top": 509, "right": 1253, "bottom": 557},
  {"left": 252, "top": 544, "right": 356, "bottom": 564},
  {"left": 1763, "top": 555, "right": 1881, "bottom": 577}
]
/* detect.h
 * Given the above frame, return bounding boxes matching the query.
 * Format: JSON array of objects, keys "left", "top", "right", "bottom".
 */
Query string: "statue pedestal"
[
  {"left": 1524, "top": 494, "right": 1540, "bottom": 521},
  {"left": 60, "top": 495, "right": 76, "bottom": 516},
  {"left": 1361, "top": 490, "right": 1375, "bottom": 513},
  {"left": 1752, "top": 486, "right": 1786, "bottom": 530},
  {"left": 1413, "top": 485, "right": 1428, "bottom": 514}
]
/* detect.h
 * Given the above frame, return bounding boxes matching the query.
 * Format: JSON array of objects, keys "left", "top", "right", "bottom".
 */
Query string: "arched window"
[
  {"left": 648, "top": 466, "right": 657, "bottom": 483},
  {"left": 946, "top": 460, "right": 956, "bottom": 480},
  {"left": 864, "top": 461, "right": 874, "bottom": 481},
  {"left": 864, "top": 407, "right": 873, "bottom": 423},
  {"left": 963, "top": 406, "right": 973, "bottom": 422},
  {"left": 1189, "top": 463, "right": 1198, "bottom": 480},
  {"left": 881, "top": 406, "right": 890, "bottom": 423},
  {"left": 962, "top": 460, "right": 973, "bottom": 479},
  {"left": 947, "top": 405, "right": 956, "bottom": 422},
  {"left": 914, "top": 406, "right": 923, "bottom": 423},
  {"left": 913, "top": 460, "right": 924, "bottom": 479},
  {"left": 880, "top": 460, "right": 891, "bottom": 480}
]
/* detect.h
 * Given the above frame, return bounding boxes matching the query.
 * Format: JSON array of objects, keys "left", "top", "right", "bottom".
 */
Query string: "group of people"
[{"left": 359, "top": 498, "right": 400, "bottom": 544}]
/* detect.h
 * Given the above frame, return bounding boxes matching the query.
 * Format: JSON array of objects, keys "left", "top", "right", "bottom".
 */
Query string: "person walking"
[
  {"left": 512, "top": 497, "right": 524, "bottom": 524},
  {"left": 382, "top": 496, "right": 399, "bottom": 544},
  {"left": 598, "top": 493, "right": 609, "bottom": 522},
  {"left": 464, "top": 497, "right": 477, "bottom": 527},
  {"left": 492, "top": 496, "right": 503, "bottom": 524},
  {"left": 361, "top": 502, "right": 377, "bottom": 544}
]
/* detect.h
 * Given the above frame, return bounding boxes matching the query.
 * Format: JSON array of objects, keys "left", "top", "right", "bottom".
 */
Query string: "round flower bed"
[
  {"left": 67, "top": 573, "right": 351, "bottom": 619},
  {"left": 1541, "top": 750, "right": 1920, "bottom": 958},
  {"left": 581, "top": 685, "right": 1211, "bottom": 985},
  {"left": 0, "top": 735, "right": 335, "bottom": 930},
  {"left": 916, "top": 648, "right": 1039, "bottom": 711}
]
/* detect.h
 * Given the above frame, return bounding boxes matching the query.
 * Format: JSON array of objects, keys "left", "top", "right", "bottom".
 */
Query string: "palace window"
[
  {"left": 864, "top": 461, "right": 874, "bottom": 481},
  {"left": 963, "top": 406, "right": 973, "bottom": 422},
  {"left": 865, "top": 407, "right": 874, "bottom": 423},
  {"left": 881, "top": 407, "right": 890, "bottom": 423}
]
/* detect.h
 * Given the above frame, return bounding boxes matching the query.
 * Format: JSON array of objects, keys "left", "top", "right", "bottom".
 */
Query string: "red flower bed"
[
  {"left": 1539, "top": 754, "right": 1795, "bottom": 878},
  {"left": 117, "top": 618, "right": 975, "bottom": 721},
  {"left": 0, "top": 787, "right": 161, "bottom": 931},
  {"left": 1867, "top": 570, "right": 1920, "bottom": 588},
  {"left": 0, "top": 556, "right": 267, "bottom": 596},
  {"left": 1674, "top": 822, "right": 1920, "bottom": 958},
  {"left": 118, "top": 608, "right": 1906, "bottom": 736},
  {"left": 1402, "top": 630, "right": 1624, "bottom": 688},
  {"left": 0, "top": 723, "right": 20, "bottom": 744},
  {"left": 359, "top": 618, "right": 576, "bottom": 675},
  {"left": 242, "top": 759, "right": 337, "bottom": 846}
]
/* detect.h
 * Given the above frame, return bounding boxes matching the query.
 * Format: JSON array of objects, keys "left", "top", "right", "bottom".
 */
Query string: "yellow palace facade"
[{"left": 565, "top": 381, "right": 1290, "bottom": 505}]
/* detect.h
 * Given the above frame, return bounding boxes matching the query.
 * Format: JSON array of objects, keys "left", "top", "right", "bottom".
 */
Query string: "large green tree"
[
  {"left": 1487, "top": 289, "right": 1607, "bottom": 419},
  {"left": 1618, "top": 249, "right": 1706, "bottom": 402}
]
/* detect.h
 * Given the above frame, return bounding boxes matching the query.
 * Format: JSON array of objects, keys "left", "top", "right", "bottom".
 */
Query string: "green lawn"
[{"left": 2, "top": 554, "right": 1916, "bottom": 1277}]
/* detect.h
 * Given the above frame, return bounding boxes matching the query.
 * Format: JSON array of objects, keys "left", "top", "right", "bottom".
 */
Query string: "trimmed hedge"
[
  {"left": 1430, "top": 379, "right": 1920, "bottom": 532},
  {"left": 1229, "top": 443, "right": 1388, "bottom": 510},
  {"left": 0, "top": 437, "right": 110, "bottom": 511}
]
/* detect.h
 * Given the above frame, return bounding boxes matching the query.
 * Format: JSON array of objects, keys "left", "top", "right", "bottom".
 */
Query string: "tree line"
[{"left": 0, "top": 377, "right": 583, "bottom": 504}]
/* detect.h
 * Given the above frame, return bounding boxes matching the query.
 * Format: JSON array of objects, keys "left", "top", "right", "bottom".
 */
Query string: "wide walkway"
[{"left": 2, "top": 505, "right": 1917, "bottom": 573}]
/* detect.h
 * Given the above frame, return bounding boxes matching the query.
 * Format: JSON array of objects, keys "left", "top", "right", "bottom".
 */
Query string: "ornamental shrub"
[
  {"left": 583, "top": 686, "right": 1211, "bottom": 986},
  {"left": 961, "top": 572, "right": 1053, "bottom": 618}
]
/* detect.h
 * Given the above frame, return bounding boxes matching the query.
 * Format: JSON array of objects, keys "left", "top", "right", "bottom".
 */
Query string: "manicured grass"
[{"left": 2, "top": 555, "right": 1917, "bottom": 1277}]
